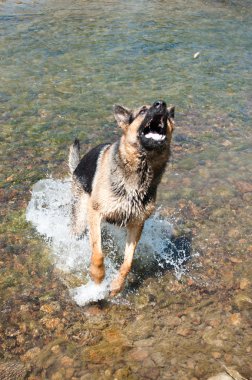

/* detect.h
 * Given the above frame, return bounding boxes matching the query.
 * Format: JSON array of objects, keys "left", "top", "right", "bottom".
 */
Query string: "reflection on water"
[{"left": 0, "top": 0, "right": 251, "bottom": 378}]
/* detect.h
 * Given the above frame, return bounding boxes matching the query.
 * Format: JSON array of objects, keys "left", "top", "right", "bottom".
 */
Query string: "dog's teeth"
[{"left": 145, "top": 132, "right": 165, "bottom": 141}]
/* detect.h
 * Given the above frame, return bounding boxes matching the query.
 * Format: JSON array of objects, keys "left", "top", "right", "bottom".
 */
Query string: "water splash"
[{"left": 26, "top": 178, "right": 189, "bottom": 305}]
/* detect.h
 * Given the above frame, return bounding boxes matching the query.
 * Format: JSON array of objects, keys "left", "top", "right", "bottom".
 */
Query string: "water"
[
  {"left": 26, "top": 178, "right": 189, "bottom": 305},
  {"left": 0, "top": 0, "right": 251, "bottom": 378}
]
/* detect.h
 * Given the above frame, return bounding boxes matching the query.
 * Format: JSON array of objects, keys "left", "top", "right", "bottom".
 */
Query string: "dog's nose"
[{"left": 153, "top": 100, "right": 166, "bottom": 109}]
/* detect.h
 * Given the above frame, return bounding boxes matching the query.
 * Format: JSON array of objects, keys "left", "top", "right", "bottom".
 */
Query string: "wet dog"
[{"left": 68, "top": 100, "right": 174, "bottom": 296}]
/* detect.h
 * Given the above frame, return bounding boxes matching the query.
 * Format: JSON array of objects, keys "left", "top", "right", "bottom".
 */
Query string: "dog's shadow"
[
  {"left": 102, "top": 229, "right": 192, "bottom": 294},
  {"left": 128, "top": 232, "right": 192, "bottom": 292}
]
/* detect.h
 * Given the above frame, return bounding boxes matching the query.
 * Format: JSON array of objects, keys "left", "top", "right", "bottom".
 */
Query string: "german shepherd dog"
[{"left": 68, "top": 100, "right": 174, "bottom": 296}]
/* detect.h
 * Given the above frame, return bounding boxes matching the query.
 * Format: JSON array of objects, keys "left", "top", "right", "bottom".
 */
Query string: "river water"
[{"left": 0, "top": 0, "right": 251, "bottom": 379}]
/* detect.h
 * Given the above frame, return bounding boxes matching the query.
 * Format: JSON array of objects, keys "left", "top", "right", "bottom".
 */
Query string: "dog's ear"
[
  {"left": 113, "top": 105, "right": 132, "bottom": 130},
  {"left": 167, "top": 106, "right": 175, "bottom": 134},
  {"left": 168, "top": 106, "right": 175, "bottom": 121}
]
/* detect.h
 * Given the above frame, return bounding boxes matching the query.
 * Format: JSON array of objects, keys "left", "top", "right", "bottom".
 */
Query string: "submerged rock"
[
  {"left": 40, "top": 302, "right": 61, "bottom": 314},
  {"left": 239, "top": 278, "right": 250, "bottom": 290},
  {"left": 229, "top": 313, "right": 242, "bottom": 326},
  {"left": 233, "top": 294, "right": 252, "bottom": 310},
  {"left": 20, "top": 347, "right": 41, "bottom": 363},
  {"left": 0, "top": 361, "right": 28, "bottom": 380},
  {"left": 207, "top": 367, "right": 248, "bottom": 380},
  {"left": 234, "top": 181, "right": 252, "bottom": 193},
  {"left": 207, "top": 374, "right": 233, "bottom": 380}
]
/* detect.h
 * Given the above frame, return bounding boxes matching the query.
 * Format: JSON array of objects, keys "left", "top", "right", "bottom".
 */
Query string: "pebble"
[
  {"left": 134, "top": 338, "right": 155, "bottom": 347},
  {"left": 234, "top": 181, "right": 252, "bottom": 193},
  {"left": 51, "top": 345, "right": 61, "bottom": 354},
  {"left": 20, "top": 304, "right": 29, "bottom": 312},
  {"left": 229, "top": 256, "right": 243, "bottom": 263},
  {"left": 139, "top": 367, "right": 160, "bottom": 380},
  {"left": 229, "top": 313, "right": 242, "bottom": 326},
  {"left": 166, "top": 316, "right": 181, "bottom": 327},
  {"left": 187, "top": 278, "right": 195, "bottom": 286},
  {"left": 126, "top": 318, "right": 154, "bottom": 339},
  {"left": 40, "top": 317, "right": 61, "bottom": 330},
  {"left": 142, "top": 357, "right": 156, "bottom": 368},
  {"left": 65, "top": 368, "right": 75, "bottom": 379},
  {"left": 233, "top": 294, "right": 252, "bottom": 310},
  {"left": 103, "top": 328, "right": 127, "bottom": 344},
  {"left": 207, "top": 317, "right": 220, "bottom": 328},
  {"left": 176, "top": 326, "right": 193, "bottom": 337},
  {"left": 84, "top": 305, "right": 102, "bottom": 316},
  {"left": 239, "top": 278, "right": 250, "bottom": 290},
  {"left": 207, "top": 373, "right": 233, "bottom": 380},
  {"left": 113, "top": 367, "right": 130, "bottom": 379},
  {"left": 202, "top": 330, "right": 223, "bottom": 347},
  {"left": 60, "top": 356, "right": 74, "bottom": 367},
  {"left": 224, "top": 353, "right": 233, "bottom": 364},
  {"left": 243, "top": 192, "right": 252, "bottom": 202},
  {"left": 222, "top": 270, "right": 234, "bottom": 288},
  {"left": 51, "top": 372, "right": 64, "bottom": 380},
  {"left": 211, "top": 351, "right": 222, "bottom": 359},
  {"left": 104, "top": 369, "right": 112, "bottom": 378},
  {"left": 227, "top": 228, "right": 240, "bottom": 238},
  {"left": 170, "top": 357, "right": 177, "bottom": 365},
  {"left": 224, "top": 367, "right": 248, "bottom": 380},
  {"left": 128, "top": 348, "right": 149, "bottom": 361},
  {"left": 187, "top": 358, "right": 195, "bottom": 369},
  {"left": 151, "top": 352, "right": 166, "bottom": 367},
  {"left": 40, "top": 302, "right": 61, "bottom": 314},
  {"left": 21, "top": 347, "right": 41, "bottom": 362},
  {"left": 16, "top": 334, "right": 25, "bottom": 344},
  {"left": 80, "top": 374, "right": 91, "bottom": 380},
  {"left": 221, "top": 140, "right": 232, "bottom": 147}
]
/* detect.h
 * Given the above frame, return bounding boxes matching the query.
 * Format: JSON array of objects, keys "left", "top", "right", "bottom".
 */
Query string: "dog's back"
[{"left": 73, "top": 143, "right": 110, "bottom": 194}]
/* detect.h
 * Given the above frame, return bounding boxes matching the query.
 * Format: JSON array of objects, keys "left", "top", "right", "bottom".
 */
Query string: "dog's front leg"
[
  {"left": 88, "top": 207, "right": 105, "bottom": 284},
  {"left": 110, "top": 222, "right": 144, "bottom": 297}
]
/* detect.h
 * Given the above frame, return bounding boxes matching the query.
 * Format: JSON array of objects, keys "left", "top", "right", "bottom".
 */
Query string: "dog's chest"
[{"left": 105, "top": 166, "right": 156, "bottom": 226}]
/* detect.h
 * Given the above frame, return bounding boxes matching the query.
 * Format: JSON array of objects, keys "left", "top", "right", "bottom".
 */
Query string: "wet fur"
[{"left": 69, "top": 101, "right": 174, "bottom": 296}]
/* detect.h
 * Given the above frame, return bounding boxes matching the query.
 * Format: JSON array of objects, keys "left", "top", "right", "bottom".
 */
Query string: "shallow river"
[{"left": 0, "top": 0, "right": 251, "bottom": 379}]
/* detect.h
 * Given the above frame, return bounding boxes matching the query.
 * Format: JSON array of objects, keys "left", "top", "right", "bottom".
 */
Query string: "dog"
[{"left": 68, "top": 100, "right": 174, "bottom": 296}]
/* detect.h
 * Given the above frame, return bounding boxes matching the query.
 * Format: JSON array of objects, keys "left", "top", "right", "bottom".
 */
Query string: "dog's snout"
[{"left": 153, "top": 100, "right": 166, "bottom": 110}]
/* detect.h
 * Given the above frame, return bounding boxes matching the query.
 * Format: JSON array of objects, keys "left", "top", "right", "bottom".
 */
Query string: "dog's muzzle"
[{"left": 139, "top": 100, "right": 168, "bottom": 149}]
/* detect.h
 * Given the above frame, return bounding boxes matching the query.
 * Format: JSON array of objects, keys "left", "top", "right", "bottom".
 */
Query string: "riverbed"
[{"left": 0, "top": 0, "right": 251, "bottom": 379}]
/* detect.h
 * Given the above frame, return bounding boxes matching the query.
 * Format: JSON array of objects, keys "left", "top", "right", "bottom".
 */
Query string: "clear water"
[
  {"left": 0, "top": 0, "right": 252, "bottom": 378},
  {"left": 1, "top": 0, "right": 251, "bottom": 205}
]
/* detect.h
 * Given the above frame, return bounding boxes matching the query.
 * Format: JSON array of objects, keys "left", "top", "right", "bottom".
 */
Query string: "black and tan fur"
[{"left": 68, "top": 100, "right": 175, "bottom": 296}]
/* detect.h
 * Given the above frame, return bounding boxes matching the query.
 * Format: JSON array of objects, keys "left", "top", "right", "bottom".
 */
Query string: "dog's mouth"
[
  {"left": 140, "top": 114, "right": 167, "bottom": 145},
  {"left": 142, "top": 115, "right": 166, "bottom": 141}
]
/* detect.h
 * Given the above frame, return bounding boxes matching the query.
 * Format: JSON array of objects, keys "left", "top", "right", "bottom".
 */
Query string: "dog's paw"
[
  {"left": 110, "top": 277, "right": 124, "bottom": 297},
  {"left": 90, "top": 264, "right": 105, "bottom": 284}
]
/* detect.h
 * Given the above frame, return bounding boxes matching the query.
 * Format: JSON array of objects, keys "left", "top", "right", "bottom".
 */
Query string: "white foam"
[
  {"left": 26, "top": 178, "right": 188, "bottom": 305},
  {"left": 70, "top": 279, "right": 110, "bottom": 306}
]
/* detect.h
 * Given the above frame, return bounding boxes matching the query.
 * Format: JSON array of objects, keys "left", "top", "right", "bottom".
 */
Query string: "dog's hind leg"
[
  {"left": 110, "top": 222, "right": 144, "bottom": 296},
  {"left": 88, "top": 206, "right": 105, "bottom": 284},
  {"left": 71, "top": 191, "right": 88, "bottom": 237}
]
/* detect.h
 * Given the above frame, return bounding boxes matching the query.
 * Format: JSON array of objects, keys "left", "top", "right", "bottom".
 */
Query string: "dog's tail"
[{"left": 68, "top": 138, "right": 80, "bottom": 175}]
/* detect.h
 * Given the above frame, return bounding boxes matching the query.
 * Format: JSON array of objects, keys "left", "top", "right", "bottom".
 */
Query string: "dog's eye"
[{"left": 139, "top": 107, "right": 147, "bottom": 115}]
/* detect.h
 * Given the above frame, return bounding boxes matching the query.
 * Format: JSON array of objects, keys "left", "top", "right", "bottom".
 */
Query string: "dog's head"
[{"left": 114, "top": 100, "right": 174, "bottom": 151}]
